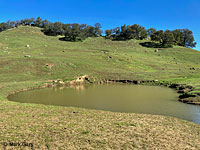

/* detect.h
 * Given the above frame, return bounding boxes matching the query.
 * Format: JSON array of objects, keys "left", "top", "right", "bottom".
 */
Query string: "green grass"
[
  {"left": 1, "top": 26, "right": 200, "bottom": 85},
  {"left": 0, "top": 26, "right": 200, "bottom": 149}
]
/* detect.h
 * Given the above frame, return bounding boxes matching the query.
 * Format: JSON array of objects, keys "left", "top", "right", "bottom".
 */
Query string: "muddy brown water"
[{"left": 8, "top": 84, "right": 200, "bottom": 124}]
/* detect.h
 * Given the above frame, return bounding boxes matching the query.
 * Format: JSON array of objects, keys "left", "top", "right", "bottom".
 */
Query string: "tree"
[
  {"left": 54, "top": 22, "right": 65, "bottom": 35},
  {"left": 94, "top": 23, "right": 102, "bottom": 36},
  {"left": 130, "top": 24, "right": 140, "bottom": 39},
  {"left": 0, "top": 17, "right": 197, "bottom": 45},
  {"left": 181, "top": 29, "right": 196, "bottom": 48},
  {"left": 121, "top": 24, "right": 127, "bottom": 34},
  {"left": 64, "top": 23, "right": 81, "bottom": 41},
  {"left": 42, "top": 22, "right": 64, "bottom": 36},
  {"left": 84, "top": 25, "right": 96, "bottom": 37},
  {"left": 118, "top": 24, "right": 128, "bottom": 40},
  {"left": 105, "top": 29, "right": 113, "bottom": 37},
  {"left": 172, "top": 29, "right": 196, "bottom": 48},
  {"left": 10, "top": 21, "right": 16, "bottom": 28},
  {"left": 35, "top": 17, "right": 43, "bottom": 27},
  {"left": 0, "top": 23, "right": 7, "bottom": 31},
  {"left": 172, "top": 29, "right": 182, "bottom": 45},
  {"left": 151, "top": 30, "right": 164, "bottom": 43},
  {"left": 119, "top": 24, "right": 147, "bottom": 40},
  {"left": 43, "top": 22, "right": 56, "bottom": 36},
  {"left": 41, "top": 19, "right": 50, "bottom": 28},
  {"left": 113, "top": 27, "right": 120, "bottom": 35},
  {"left": 139, "top": 27, "right": 148, "bottom": 40},
  {"left": 151, "top": 30, "right": 174, "bottom": 47},
  {"left": 147, "top": 28, "right": 156, "bottom": 38},
  {"left": 162, "top": 30, "right": 174, "bottom": 47},
  {"left": 22, "top": 18, "right": 35, "bottom": 26},
  {"left": 15, "top": 20, "right": 21, "bottom": 28}
]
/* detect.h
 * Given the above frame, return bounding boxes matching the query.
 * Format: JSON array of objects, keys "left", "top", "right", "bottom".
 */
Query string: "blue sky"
[{"left": 0, "top": 0, "right": 199, "bottom": 50}]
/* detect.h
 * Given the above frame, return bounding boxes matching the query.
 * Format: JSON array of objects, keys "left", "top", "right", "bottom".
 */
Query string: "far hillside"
[{"left": 0, "top": 26, "right": 199, "bottom": 86}]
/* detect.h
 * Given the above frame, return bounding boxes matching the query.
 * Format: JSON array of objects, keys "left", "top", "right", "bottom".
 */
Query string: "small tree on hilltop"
[
  {"left": 147, "top": 28, "right": 156, "bottom": 38},
  {"left": 64, "top": 23, "right": 81, "bottom": 41},
  {"left": 35, "top": 17, "right": 43, "bottom": 27},
  {"left": 181, "top": 29, "right": 196, "bottom": 48},
  {"left": 105, "top": 29, "right": 113, "bottom": 38},
  {"left": 162, "top": 30, "right": 174, "bottom": 47},
  {"left": 94, "top": 23, "right": 102, "bottom": 36},
  {"left": 151, "top": 30, "right": 164, "bottom": 43}
]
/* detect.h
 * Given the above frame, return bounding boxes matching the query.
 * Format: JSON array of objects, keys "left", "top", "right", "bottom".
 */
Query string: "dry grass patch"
[{"left": 0, "top": 102, "right": 199, "bottom": 149}]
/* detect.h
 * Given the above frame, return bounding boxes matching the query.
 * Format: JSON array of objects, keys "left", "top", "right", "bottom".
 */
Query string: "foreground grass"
[
  {"left": 0, "top": 101, "right": 200, "bottom": 149},
  {"left": 0, "top": 26, "right": 200, "bottom": 149}
]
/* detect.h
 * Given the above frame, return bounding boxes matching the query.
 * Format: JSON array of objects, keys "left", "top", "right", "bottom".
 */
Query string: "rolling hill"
[{"left": 0, "top": 26, "right": 200, "bottom": 149}]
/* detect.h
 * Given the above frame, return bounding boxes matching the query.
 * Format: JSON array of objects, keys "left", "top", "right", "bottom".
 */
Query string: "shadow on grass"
[
  {"left": 139, "top": 42, "right": 164, "bottom": 48},
  {"left": 112, "top": 38, "right": 128, "bottom": 41},
  {"left": 59, "top": 37, "right": 83, "bottom": 42},
  {"left": 59, "top": 37, "right": 67, "bottom": 41}
]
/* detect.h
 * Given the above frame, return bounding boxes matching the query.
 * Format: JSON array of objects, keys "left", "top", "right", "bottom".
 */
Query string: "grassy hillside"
[
  {"left": 0, "top": 26, "right": 200, "bottom": 149},
  {"left": 0, "top": 26, "right": 200, "bottom": 84}
]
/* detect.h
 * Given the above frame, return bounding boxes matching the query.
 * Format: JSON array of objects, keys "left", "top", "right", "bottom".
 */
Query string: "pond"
[{"left": 8, "top": 84, "right": 200, "bottom": 124}]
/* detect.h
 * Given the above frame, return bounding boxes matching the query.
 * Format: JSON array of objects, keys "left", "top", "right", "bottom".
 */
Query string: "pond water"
[{"left": 8, "top": 84, "right": 200, "bottom": 124}]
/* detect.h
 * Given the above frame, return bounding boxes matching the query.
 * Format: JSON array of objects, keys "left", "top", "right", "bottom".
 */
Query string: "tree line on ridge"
[{"left": 0, "top": 17, "right": 196, "bottom": 48}]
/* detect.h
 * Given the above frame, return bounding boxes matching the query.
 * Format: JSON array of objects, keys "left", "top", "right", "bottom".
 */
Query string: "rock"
[
  {"left": 133, "top": 80, "right": 140, "bottom": 84},
  {"left": 24, "top": 55, "right": 31, "bottom": 58},
  {"left": 69, "top": 75, "right": 89, "bottom": 85},
  {"left": 178, "top": 85, "right": 186, "bottom": 90},
  {"left": 178, "top": 88, "right": 191, "bottom": 94},
  {"left": 45, "top": 64, "right": 54, "bottom": 69},
  {"left": 179, "top": 97, "right": 200, "bottom": 105},
  {"left": 69, "top": 63, "right": 76, "bottom": 67},
  {"left": 58, "top": 80, "right": 65, "bottom": 85},
  {"left": 179, "top": 93, "right": 196, "bottom": 99},
  {"left": 53, "top": 80, "right": 58, "bottom": 83},
  {"left": 190, "top": 67, "right": 196, "bottom": 70},
  {"left": 169, "top": 84, "right": 180, "bottom": 89},
  {"left": 186, "top": 85, "right": 193, "bottom": 89}
]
